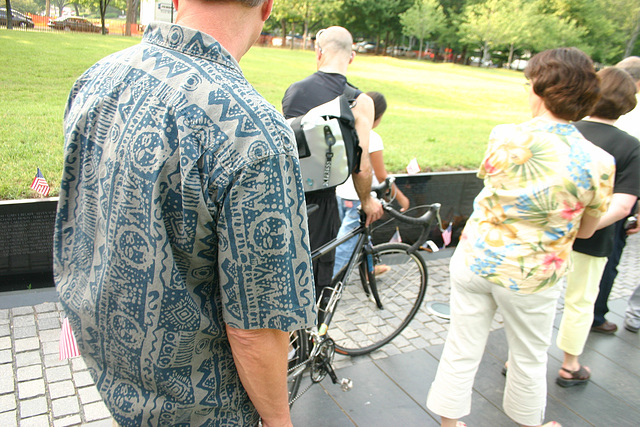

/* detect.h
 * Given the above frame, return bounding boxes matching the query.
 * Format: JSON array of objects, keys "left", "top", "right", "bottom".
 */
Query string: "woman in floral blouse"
[{"left": 426, "top": 48, "right": 615, "bottom": 427}]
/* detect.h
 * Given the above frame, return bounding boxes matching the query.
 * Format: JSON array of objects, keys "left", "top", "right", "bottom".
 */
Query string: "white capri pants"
[{"left": 426, "top": 248, "right": 562, "bottom": 426}]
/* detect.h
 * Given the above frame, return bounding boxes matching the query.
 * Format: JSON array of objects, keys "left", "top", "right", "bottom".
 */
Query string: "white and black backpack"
[{"left": 288, "top": 85, "right": 362, "bottom": 192}]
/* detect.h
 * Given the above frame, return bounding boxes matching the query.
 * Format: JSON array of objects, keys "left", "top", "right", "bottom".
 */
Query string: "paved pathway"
[{"left": 1, "top": 234, "right": 638, "bottom": 426}]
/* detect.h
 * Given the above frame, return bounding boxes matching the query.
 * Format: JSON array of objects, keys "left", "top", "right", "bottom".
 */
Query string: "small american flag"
[
  {"left": 30, "top": 168, "right": 50, "bottom": 197},
  {"left": 406, "top": 158, "right": 420, "bottom": 175},
  {"left": 442, "top": 222, "right": 453, "bottom": 248},
  {"left": 59, "top": 317, "right": 80, "bottom": 360},
  {"left": 389, "top": 227, "right": 402, "bottom": 243}
]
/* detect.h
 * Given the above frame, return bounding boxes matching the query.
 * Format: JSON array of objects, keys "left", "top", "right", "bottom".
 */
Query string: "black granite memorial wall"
[
  {"left": 0, "top": 171, "right": 483, "bottom": 291},
  {"left": 0, "top": 198, "right": 58, "bottom": 291}
]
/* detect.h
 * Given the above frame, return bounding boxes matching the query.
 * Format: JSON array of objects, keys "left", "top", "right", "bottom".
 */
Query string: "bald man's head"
[{"left": 316, "top": 26, "right": 353, "bottom": 63}]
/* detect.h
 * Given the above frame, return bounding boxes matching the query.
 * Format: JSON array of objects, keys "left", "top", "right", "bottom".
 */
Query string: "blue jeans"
[{"left": 333, "top": 196, "right": 361, "bottom": 277}]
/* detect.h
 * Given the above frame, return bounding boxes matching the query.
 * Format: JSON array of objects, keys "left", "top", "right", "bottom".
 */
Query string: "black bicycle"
[{"left": 287, "top": 178, "right": 442, "bottom": 405}]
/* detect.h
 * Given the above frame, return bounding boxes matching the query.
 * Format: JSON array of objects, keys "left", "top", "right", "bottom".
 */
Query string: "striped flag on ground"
[
  {"left": 59, "top": 317, "right": 80, "bottom": 360},
  {"left": 30, "top": 168, "right": 50, "bottom": 197},
  {"left": 442, "top": 222, "right": 453, "bottom": 248}
]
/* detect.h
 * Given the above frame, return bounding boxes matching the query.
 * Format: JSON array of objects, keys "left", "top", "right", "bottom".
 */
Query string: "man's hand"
[
  {"left": 361, "top": 195, "right": 383, "bottom": 226},
  {"left": 627, "top": 215, "right": 639, "bottom": 235},
  {"left": 393, "top": 184, "right": 410, "bottom": 212}
]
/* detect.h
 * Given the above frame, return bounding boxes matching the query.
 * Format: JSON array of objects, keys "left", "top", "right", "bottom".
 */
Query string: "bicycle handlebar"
[{"left": 372, "top": 177, "right": 442, "bottom": 253}]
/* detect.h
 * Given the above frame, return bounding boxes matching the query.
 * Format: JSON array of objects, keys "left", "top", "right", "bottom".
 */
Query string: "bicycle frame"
[{"left": 288, "top": 184, "right": 442, "bottom": 404}]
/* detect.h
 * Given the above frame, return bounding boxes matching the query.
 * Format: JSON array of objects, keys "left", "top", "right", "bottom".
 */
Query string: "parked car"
[
  {"left": 354, "top": 41, "right": 377, "bottom": 54},
  {"left": 386, "top": 46, "right": 416, "bottom": 58},
  {"left": 48, "top": 16, "right": 107, "bottom": 34},
  {"left": 0, "top": 8, "right": 35, "bottom": 28},
  {"left": 510, "top": 59, "right": 529, "bottom": 71}
]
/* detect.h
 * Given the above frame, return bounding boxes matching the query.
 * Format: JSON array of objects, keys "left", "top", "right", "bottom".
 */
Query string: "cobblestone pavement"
[{"left": 1, "top": 234, "right": 638, "bottom": 426}]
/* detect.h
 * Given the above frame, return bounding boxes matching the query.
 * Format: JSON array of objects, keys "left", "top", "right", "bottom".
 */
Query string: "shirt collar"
[
  {"left": 142, "top": 22, "right": 241, "bottom": 72},
  {"left": 526, "top": 116, "right": 581, "bottom": 137}
]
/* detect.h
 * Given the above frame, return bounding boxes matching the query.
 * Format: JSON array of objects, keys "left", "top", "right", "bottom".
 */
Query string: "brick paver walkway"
[{"left": 1, "top": 234, "right": 638, "bottom": 426}]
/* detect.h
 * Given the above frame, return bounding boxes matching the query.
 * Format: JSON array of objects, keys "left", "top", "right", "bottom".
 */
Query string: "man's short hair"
[
  {"left": 590, "top": 67, "right": 638, "bottom": 120},
  {"left": 525, "top": 47, "right": 600, "bottom": 122},
  {"left": 616, "top": 56, "right": 640, "bottom": 82},
  {"left": 219, "top": 0, "right": 267, "bottom": 7}
]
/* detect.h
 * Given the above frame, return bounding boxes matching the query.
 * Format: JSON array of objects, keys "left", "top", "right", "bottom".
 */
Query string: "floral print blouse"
[{"left": 460, "top": 117, "right": 615, "bottom": 293}]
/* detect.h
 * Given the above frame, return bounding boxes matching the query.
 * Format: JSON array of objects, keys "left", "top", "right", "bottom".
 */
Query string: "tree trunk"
[
  {"left": 6, "top": 0, "right": 13, "bottom": 30},
  {"left": 46, "top": 0, "right": 50, "bottom": 18},
  {"left": 624, "top": 12, "right": 640, "bottom": 58},
  {"left": 74, "top": 3, "right": 79, "bottom": 16},
  {"left": 100, "top": 0, "right": 109, "bottom": 35},
  {"left": 280, "top": 19, "right": 287, "bottom": 49},
  {"left": 482, "top": 41, "right": 491, "bottom": 67},
  {"left": 418, "top": 38, "right": 423, "bottom": 60},
  {"left": 508, "top": 43, "right": 515, "bottom": 67},
  {"left": 125, "top": 0, "right": 133, "bottom": 36},
  {"left": 303, "top": 0, "right": 310, "bottom": 50},
  {"left": 290, "top": 22, "right": 295, "bottom": 49}
]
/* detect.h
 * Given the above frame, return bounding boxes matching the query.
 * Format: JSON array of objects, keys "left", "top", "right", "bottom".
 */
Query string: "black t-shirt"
[
  {"left": 572, "top": 120, "right": 640, "bottom": 257},
  {"left": 281, "top": 71, "right": 362, "bottom": 119}
]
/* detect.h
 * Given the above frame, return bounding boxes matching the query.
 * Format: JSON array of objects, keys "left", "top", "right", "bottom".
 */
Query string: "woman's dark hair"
[
  {"left": 590, "top": 67, "right": 638, "bottom": 120},
  {"left": 524, "top": 47, "right": 600, "bottom": 121},
  {"left": 366, "top": 91, "right": 387, "bottom": 122}
]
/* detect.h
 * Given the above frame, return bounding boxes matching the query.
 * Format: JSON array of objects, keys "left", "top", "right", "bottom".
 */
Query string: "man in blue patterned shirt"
[{"left": 53, "top": 0, "right": 315, "bottom": 425}]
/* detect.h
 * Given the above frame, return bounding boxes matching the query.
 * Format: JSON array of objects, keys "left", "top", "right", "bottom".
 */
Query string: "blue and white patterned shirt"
[{"left": 54, "top": 22, "right": 315, "bottom": 426}]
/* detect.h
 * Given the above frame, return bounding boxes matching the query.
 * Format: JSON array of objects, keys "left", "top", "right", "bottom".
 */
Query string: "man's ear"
[
  {"left": 349, "top": 50, "right": 355, "bottom": 64},
  {"left": 262, "top": 0, "right": 274, "bottom": 21}
]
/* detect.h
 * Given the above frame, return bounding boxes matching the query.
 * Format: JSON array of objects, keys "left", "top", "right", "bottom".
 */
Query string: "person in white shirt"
[{"left": 333, "top": 91, "right": 410, "bottom": 276}]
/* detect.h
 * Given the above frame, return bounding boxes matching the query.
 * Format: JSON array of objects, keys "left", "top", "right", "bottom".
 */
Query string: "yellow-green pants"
[{"left": 557, "top": 251, "right": 608, "bottom": 356}]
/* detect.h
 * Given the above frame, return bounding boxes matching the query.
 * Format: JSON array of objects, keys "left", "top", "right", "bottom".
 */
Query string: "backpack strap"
[
  {"left": 343, "top": 83, "right": 359, "bottom": 104},
  {"left": 290, "top": 116, "right": 310, "bottom": 158},
  {"left": 340, "top": 83, "right": 362, "bottom": 173}
]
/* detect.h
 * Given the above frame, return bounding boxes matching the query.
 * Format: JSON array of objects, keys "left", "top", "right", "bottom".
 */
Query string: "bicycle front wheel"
[{"left": 331, "top": 243, "right": 428, "bottom": 356}]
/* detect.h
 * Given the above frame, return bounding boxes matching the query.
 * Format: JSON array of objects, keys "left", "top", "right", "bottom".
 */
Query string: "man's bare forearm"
[{"left": 227, "top": 326, "right": 292, "bottom": 427}]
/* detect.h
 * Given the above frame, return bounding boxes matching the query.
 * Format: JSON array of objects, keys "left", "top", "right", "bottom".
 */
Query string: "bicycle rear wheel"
[
  {"left": 287, "top": 329, "right": 308, "bottom": 405},
  {"left": 331, "top": 242, "right": 428, "bottom": 356}
]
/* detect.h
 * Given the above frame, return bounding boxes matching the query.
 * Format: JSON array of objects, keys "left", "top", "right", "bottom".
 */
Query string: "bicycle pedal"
[{"left": 340, "top": 378, "right": 353, "bottom": 392}]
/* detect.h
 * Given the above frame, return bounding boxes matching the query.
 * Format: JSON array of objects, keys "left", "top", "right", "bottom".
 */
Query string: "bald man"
[{"left": 282, "top": 26, "right": 383, "bottom": 301}]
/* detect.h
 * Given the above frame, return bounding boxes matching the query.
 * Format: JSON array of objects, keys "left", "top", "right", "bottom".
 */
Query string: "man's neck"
[
  {"left": 317, "top": 66, "right": 346, "bottom": 75},
  {"left": 174, "top": 1, "right": 260, "bottom": 62}
]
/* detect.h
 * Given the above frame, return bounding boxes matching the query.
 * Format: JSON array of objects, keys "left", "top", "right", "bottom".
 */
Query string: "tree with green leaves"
[
  {"left": 539, "top": 0, "right": 638, "bottom": 63},
  {"left": 490, "top": 0, "right": 584, "bottom": 65},
  {"left": 458, "top": 0, "right": 506, "bottom": 65},
  {"left": 270, "top": 0, "right": 304, "bottom": 48},
  {"left": 9, "top": 0, "right": 42, "bottom": 14},
  {"left": 400, "top": 0, "right": 446, "bottom": 59},
  {"left": 339, "top": 0, "right": 414, "bottom": 54}
]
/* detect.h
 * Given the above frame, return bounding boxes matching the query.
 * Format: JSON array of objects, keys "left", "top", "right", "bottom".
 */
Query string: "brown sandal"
[{"left": 556, "top": 365, "right": 590, "bottom": 387}]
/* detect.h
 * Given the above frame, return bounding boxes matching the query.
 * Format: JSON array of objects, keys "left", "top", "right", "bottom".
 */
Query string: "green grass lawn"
[{"left": 0, "top": 29, "right": 531, "bottom": 200}]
